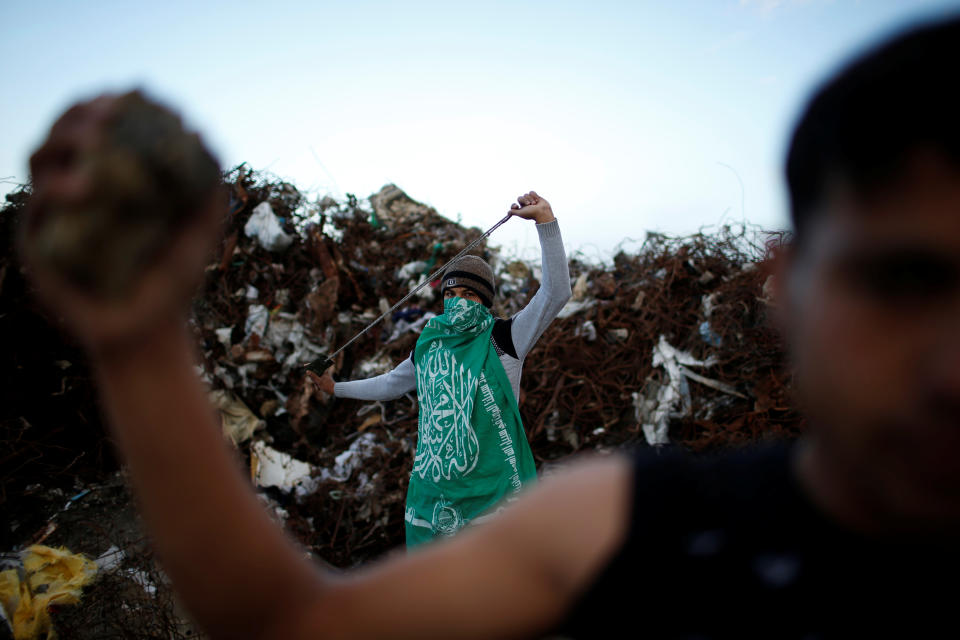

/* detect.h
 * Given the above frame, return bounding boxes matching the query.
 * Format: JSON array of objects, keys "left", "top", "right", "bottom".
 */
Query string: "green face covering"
[{"left": 405, "top": 296, "right": 537, "bottom": 547}]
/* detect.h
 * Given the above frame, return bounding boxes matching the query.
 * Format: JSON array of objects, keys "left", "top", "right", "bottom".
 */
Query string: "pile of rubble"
[
  {"left": 189, "top": 168, "right": 516, "bottom": 562},
  {"left": 523, "top": 230, "right": 801, "bottom": 457},
  {"left": 195, "top": 172, "right": 803, "bottom": 567},
  {"left": 0, "top": 169, "right": 802, "bottom": 635}
]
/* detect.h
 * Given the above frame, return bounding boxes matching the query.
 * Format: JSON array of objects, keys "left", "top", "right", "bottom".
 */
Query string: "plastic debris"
[
  {"left": 680, "top": 366, "right": 746, "bottom": 399},
  {"left": 637, "top": 336, "right": 717, "bottom": 446},
  {"left": 575, "top": 320, "right": 597, "bottom": 342},
  {"left": 699, "top": 293, "right": 723, "bottom": 346},
  {"left": 244, "top": 201, "right": 293, "bottom": 252},
  {"left": 211, "top": 390, "right": 264, "bottom": 446},
  {"left": 94, "top": 546, "right": 125, "bottom": 573},
  {"left": 571, "top": 272, "right": 590, "bottom": 301},
  {"left": 214, "top": 327, "right": 233, "bottom": 348},
  {"left": 262, "top": 312, "right": 326, "bottom": 373},
  {"left": 699, "top": 320, "right": 722, "bottom": 347},
  {"left": 244, "top": 304, "right": 269, "bottom": 340},
  {"left": 257, "top": 493, "right": 291, "bottom": 525},
  {"left": 120, "top": 569, "right": 157, "bottom": 597},
  {"left": 250, "top": 441, "right": 318, "bottom": 498},
  {"left": 607, "top": 328, "right": 629, "bottom": 342},
  {"left": 0, "top": 545, "right": 98, "bottom": 639},
  {"left": 387, "top": 311, "right": 436, "bottom": 343},
  {"left": 397, "top": 261, "right": 428, "bottom": 281},
  {"left": 318, "top": 433, "right": 387, "bottom": 483},
  {"left": 557, "top": 298, "right": 597, "bottom": 319}
]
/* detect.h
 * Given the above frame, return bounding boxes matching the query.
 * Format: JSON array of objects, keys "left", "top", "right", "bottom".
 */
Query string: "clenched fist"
[{"left": 508, "top": 191, "right": 555, "bottom": 224}]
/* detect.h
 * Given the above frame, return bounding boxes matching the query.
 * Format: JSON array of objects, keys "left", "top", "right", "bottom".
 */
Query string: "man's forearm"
[
  {"left": 333, "top": 356, "right": 417, "bottom": 400},
  {"left": 536, "top": 220, "right": 570, "bottom": 298},
  {"left": 94, "top": 325, "right": 324, "bottom": 638},
  {"left": 510, "top": 220, "right": 573, "bottom": 357}
]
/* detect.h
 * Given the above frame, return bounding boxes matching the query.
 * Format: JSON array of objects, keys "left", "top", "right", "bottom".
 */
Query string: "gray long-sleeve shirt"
[{"left": 334, "top": 219, "right": 571, "bottom": 403}]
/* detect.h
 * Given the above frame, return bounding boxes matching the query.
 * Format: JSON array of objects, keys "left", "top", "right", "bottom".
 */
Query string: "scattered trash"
[
  {"left": 93, "top": 544, "right": 157, "bottom": 596},
  {"left": 387, "top": 311, "right": 435, "bottom": 342},
  {"left": 357, "top": 413, "right": 382, "bottom": 432},
  {"left": 576, "top": 320, "right": 597, "bottom": 342},
  {"left": 357, "top": 356, "right": 397, "bottom": 378},
  {"left": 702, "top": 293, "right": 718, "bottom": 319},
  {"left": 397, "top": 261, "right": 428, "bottom": 281},
  {"left": 3, "top": 167, "right": 800, "bottom": 584},
  {"left": 94, "top": 546, "right": 125, "bottom": 574},
  {"left": 607, "top": 328, "right": 629, "bottom": 343},
  {"left": 699, "top": 320, "right": 723, "bottom": 347},
  {"left": 557, "top": 298, "right": 597, "bottom": 319},
  {"left": 571, "top": 273, "right": 590, "bottom": 301},
  {"left": 0, "top": 545, "right": 98, "bottom": 639},
  {"left": 680, "top": 366, "right": 746, "bottom": 399},
  {"left": 250, "top": 441, "right": 318, "bottom": 499},
  {"left": 62, "top": 489, "right": 91, "bottom": 511},
  {"left": 211, "top": 390, "right": 264, "bottom": 446},
  {"left": 263, "top": 312, "right": 326, "bottom": 373},
  {"left": 215, "top": 327, "right": 233, "bottom": 348},
  {"left": 244, "top": 304, "right": 269, "bottom": 341},
  {"left": 318, "top": 433, "right": 387, "bottom": 484},
  {"left": 636, "top": 336, "right": 713, "bottom": 445},
  {"left": 120, "top": 568, "right": 157, "bottom": 598},
  {"left": 635, "top": 335, "right": 748, "bottom": 445},
  {"left": 244, "top": 201, "right": 293, "bottom": 252}
]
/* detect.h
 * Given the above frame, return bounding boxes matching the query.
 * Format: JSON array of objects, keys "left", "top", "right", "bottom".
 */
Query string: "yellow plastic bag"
[{"left": 0, "top": 545, "right": 97, "bottom": 639}]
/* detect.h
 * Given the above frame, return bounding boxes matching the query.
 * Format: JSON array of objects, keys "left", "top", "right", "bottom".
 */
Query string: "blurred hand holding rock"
[{"left": 20, "top": 90, "right": 225, "bottom": 357}]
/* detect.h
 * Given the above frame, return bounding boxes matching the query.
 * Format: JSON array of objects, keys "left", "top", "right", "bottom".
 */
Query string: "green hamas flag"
[{"left": 405, "top": 296, "right": 537, "bottom": 547}]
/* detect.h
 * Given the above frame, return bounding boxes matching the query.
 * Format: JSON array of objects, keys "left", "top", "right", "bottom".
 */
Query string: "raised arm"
[{"left": 507, "top": 192, "right": 573, "bottom": 358}]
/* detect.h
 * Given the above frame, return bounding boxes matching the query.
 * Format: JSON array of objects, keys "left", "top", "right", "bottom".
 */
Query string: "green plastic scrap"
[{"left": 422, "top": 242, "right": 443, "bottom": 275}]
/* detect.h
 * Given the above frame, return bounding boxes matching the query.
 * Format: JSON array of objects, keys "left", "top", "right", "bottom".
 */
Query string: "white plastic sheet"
[
  {"left": 575, "top": 319, "right": 597, "bottom": 342},
  {"left": 251, "top": 441, "right": 318, "bottom": 498},
  {"left": 263, "top": 311, "right": 326, "bottom": 373},
  {"left": 214, "top": 327, "right": 233, "bottom": 348},
  {"left": 244, "top": 201, "right": 293, "bottom": 252},
  {"left": 636, "top": 335, "right": 717, "bottom": 446},
  {"left": 396, "top": 261, "right": 427, "bottom": 281},
  {"left": 557, "top": 298, "right": 597, "bottom": 319}
]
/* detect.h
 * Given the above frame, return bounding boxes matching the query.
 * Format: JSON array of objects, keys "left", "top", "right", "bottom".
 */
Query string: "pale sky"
[{"left": 3, "top": 0, "right": 958, "bottom": 260}]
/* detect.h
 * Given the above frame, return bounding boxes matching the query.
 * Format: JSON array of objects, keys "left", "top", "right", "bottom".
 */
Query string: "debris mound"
[
  {"left": 0, "top": 169, "right": 802, "bottom": 634},
  {"left": 522, "top": 231, "right": 801, "bottom": 459}
]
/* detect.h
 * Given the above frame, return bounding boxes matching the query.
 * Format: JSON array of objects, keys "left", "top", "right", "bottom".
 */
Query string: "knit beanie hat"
[{"left": 440, "top": 255, "right": 496, "bottom": 307}]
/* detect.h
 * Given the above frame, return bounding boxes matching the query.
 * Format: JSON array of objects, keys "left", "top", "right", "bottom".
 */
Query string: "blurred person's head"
[{"left": 778, "top": 15, "right": 960, "bottom": 529}]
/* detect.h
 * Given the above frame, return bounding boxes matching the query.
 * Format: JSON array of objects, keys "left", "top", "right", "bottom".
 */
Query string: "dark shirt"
[{"left": 558, "top": 444, "right": 958, "bottom": 637}]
